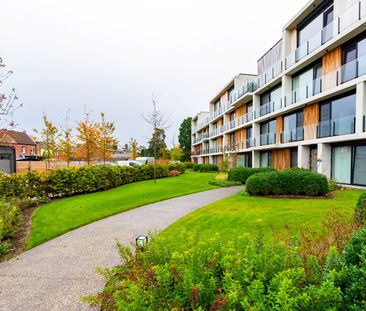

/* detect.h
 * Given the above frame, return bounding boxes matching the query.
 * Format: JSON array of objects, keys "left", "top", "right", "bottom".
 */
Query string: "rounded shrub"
[
  {"left": 167, "top": 162, "right": 186, "bottom": 173},
  {"left": 246, "top": 168, "right": 329, "bottom": 196},
  {"left": 228, "top": 167, "right": 276, "bottom": 184},
  {"left": 192, "top": 164, "right": 202, "bottom": 172},
  {"left": 183, "top": 162, "right": 194, "bottom": 169}
]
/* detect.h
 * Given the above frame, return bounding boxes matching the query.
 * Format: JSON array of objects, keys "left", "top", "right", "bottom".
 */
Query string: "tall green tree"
[
  {"left": 178, "top": 117, "right": 192, "bottom": 162},
  {"left": 147, "top": 128, "right": 167, "bottom": 159}
]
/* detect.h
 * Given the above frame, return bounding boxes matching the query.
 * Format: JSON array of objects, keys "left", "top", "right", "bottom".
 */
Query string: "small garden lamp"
[{"left": 136, "top": 234, "right": 149, "bottom": 251}]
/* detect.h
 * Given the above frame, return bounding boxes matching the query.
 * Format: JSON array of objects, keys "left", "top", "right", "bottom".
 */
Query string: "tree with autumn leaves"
[{"left": 36, "top": 111, "right": 119, "bottom": 166}]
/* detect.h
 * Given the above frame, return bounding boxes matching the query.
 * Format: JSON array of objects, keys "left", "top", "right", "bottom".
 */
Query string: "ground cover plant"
[
  {"left": 27, "top": 172, "right": 217, "bottom": 248},
  {"left": 208, "top": 173, "right": 241, "bottom": 187},
  {"left": 0, "top": 200, "right": 22, "bottom": 255},
  {"left": 85, "top": 190, "right": 365, "bottom": 310}
]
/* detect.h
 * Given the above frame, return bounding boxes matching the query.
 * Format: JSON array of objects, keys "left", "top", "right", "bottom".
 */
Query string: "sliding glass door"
[
  {"left": 332, "top": 146, "right": 352, "bottom": 184},
  {"left": 354, "top": 146, "right": 366, "bottom": 186}
]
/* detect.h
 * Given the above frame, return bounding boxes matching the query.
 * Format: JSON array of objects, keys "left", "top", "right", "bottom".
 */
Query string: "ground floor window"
[
  {"left": 260, "top": 151, "right": 272, "bottom": 167},
  {"left": 291, "top": 148, "right": 298, "bottom": 168},
  {"left": 236, "top": 153, "right": 252, "bottom": 168},
  {"left": 331, "top": 143, "right": 366, "bottom": 186},
  {"left": 212, "top": 156, "right": 217, "bottom": 165}
]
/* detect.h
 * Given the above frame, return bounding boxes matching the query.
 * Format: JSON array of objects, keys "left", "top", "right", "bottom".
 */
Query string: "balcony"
[
  {"left": 286, "top": 0, "right": 366, "bottom": 70},
  {"left": 246, "top": 137, "right": 256, "bottom": 148},
  {"left": 255, "top": 98, "right": 282, "bottom": 118},
  {"left": 258, "top": 59, "right": 283, "bottom": 88},
  {"left": 228, "top": 120, "right": 236, "bottom": 130},
  {"left": 281, "top": 127, "right": 304, "bottom": 143},
  {"left": 209, "top": 146, "right": 224, "bottom": 154},
  {"left": 285, "top": 54, "right": 366, "bottom": 107},
  {"left": 260, "top": 133, "right": 276, "bottom": 146},
  {"left": 317, "top": 115, "right": 356, "bottom": 138}
]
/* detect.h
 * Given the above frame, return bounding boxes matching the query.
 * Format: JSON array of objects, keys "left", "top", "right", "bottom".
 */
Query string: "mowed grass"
[
  {"left": 27, "top": 172, "right": 218, "bottom": 249},
  {"left": 159, "top": 189, "right": 362, "bottom": 247}
]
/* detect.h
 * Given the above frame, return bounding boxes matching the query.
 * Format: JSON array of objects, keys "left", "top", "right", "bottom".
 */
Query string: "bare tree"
[
  {"left": 141, "top": 94, "right": 170, "bottom": 131},
  {"left": 141, "top": 94, "right": 170, "bottom": 183},
  {"left": 0, "top": 58, "right": 21, "bottom": 128}
]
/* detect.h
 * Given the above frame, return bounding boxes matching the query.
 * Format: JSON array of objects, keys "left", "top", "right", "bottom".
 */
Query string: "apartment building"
[{"left": 191, "top": 0, "right": 366, "bottom": 187}]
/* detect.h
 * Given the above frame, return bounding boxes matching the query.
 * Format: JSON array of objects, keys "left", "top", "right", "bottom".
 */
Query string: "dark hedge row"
[
  {"left": 0, "top": 163, "right": 175, "bottom": 199},
  {"left": 246, "top": 168, "right": 329, "bottom": 196},
  {"left": 192, "top": 164, "right": 219, "bottom": 172},
  {"left": 228, "top": 167, "right": 276, "bottom": 184}
]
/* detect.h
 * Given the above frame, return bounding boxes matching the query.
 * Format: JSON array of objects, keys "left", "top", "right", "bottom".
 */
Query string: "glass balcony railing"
[
  {"left": 281, "top": 127, "right": 304, "bottom": 143},
  {"left": 258, "top": 59, "right": 283, "bottom": 88},
  {"left": 285, "top": 54, "right": 366, "bottom": 107},
  {"left": 228, "top": 120, "right": 236, "bottom": 130},
  {"left": 260, "top": 133, "right": 276, "bottom": 146},
  {"left": 317, "top": 115, "right": 356, "bottom": 138},
  {"left": 255, "top": 98, "right": 282, "bottom": 118},
  {"left": 246, "top": 137, "right": 256, "bottom": 148}
]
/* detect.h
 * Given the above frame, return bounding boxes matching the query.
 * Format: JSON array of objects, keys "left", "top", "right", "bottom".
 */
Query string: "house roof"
[{"left": 0, "top": 129, "right": 36, "bottom": 146}]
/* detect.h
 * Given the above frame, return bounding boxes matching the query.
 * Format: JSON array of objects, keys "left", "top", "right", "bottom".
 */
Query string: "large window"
[
  {"left": 292, "top": 62, "right": 322, "bottom": 103},
  {"left": 260, "top": 119, "right": 276, "bottom": 145},
  {"left": 283, "top": 110, "right": 304, "bottom": 143},
  {"left": 332, "top": 143, "right": 366, "bottom": 186},
  {"left": 259, "top": 85, "right": 282, "bottom": 117},
  {"left": 260, "top": 151, "right": 272, "bottom": 167},
  {"left": 247, "top": 102, "right": 253, "bottom": 121},
  {"left": 246, "top": 127, "right": 254, "bottom": 147},
  {"left": 291, "top": 148, "right": 298, "bottom": 168},
  {"left": 297, "top": 1, "right": 333, "bottom": 60},
  {"left": 237, "top": 153, "right": 252, "bottom": 168},
  {"left": 342, "top": 34, "right": 366, "bottom": 83},
  {"left": 318, "top": 92, "right": 356, "bottom": 138}
]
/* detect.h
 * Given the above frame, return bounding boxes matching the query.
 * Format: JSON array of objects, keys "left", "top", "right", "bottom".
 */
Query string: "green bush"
[
  {"left": 228, "top": 167, "right": 276, "bottom": 184},
  {"left": 0, "top": 163, "right": 171, "bottom": 200},
  {"left": 167, "top": 162, "right": 186, "bottom": 173},
  {"left": 85, "top": 230, "right": 347, "bottom": 310},
  {"left": 199, "top": 164, "right": 219, "bottom": 172},
  {"left": 192, "top": 164, "right": 202, "bottom": 172},
  {"left": 183, "top": 162, "right": 194, "bottom": 169},
  {"left": 246, "top": 169, "right": 329, "bottom": 196},
  {"left": 354, "top": 192, "right": 366, "bottom": 225},
  {"left": 0, "top": 200, "right": 22, "bottom": 255},
  {"left": 208, "top": 173, "right": 241, "bottom": 187},
  {"left": 339, "top": 226, "right": 366, "bottom": 309}
]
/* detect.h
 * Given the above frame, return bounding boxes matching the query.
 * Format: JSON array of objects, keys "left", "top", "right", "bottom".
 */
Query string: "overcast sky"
[{"left": 1, "top": 0, "right": 308, "bottom": 148}]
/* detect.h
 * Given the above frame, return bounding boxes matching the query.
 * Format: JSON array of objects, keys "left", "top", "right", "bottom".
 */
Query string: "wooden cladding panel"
[
  {"left": 217, "top": 155, "right": 223, "bottom": 169},
  {"left": 234, "top": 128, "right": 246, "bottom": 145},
  {"left": 290, "top": 28, "right": 297, "bottom": 53},
  {"left": 322, "top": 47, "right": 342, "bottom": 91},
  {"left": 220, "top": 92, "right": 228, "bottom": 104},
  {"left": 217, "top": 118, "right": 223, "bottom": 127},
  {"left": 276, "top": 116, "right": 283, "bottom": 144},
  {"left": 272, "top": 149, "right": 291, "bottom": 170},
  {"left": 217, "top": 136, "right": 223, "bottom": 146},
  {"left": 235, "top": 105, "right": 247, "bottom": 117},
  {"left": 304, "top": 103, "right": 319, "bottom": 140}
]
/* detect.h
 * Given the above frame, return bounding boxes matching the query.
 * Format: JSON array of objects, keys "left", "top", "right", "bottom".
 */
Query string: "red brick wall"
[{"left": 14, "top": 145, "right": 35, "bottom": 158}]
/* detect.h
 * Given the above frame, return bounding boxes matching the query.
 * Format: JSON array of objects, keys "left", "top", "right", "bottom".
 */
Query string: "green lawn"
[
  {"left": 27, "top": 173, "right": 217, "bottom": 248},
  {"left": 158, "top": 189, "right": 362, "bottom": 248}
]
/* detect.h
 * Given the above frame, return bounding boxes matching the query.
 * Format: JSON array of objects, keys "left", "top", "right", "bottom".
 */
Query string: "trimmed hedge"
[
  {"left": 228, "top": 167, "right": 276, "bottom": 184},
  {"left": 183, "top": 162, "right": 194, "bottom": 169},
  {"left": 354, "top": 191, "right": 366, "bottom": 225},
  {"left": 192, "top": 164, "right": 219, "bottom": 173},
  {"left": 0, "top": 164, "right": 171, "bottom": 200},
  {"left": 246, "top": 168, "right": 329, "bottom": 196}
]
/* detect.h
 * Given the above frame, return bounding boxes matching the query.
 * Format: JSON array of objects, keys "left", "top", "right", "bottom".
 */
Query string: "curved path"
[{"left": 0, "top": 186, "right": 241, "bottom": 311}]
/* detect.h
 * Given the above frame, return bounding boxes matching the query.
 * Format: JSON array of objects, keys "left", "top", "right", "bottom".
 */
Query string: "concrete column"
[
  {"left": 282, "top": 75, "right": 292, "bottom": 107},
  {"left": 317, "top": 143, "right": 331, "bottom": 179},
  {"left": 356, "top": 81, "right": 366, "bottom": 134},
  {"left": 298, "top": 145, "right": 310, "bottom": 169},
  {"left": 252, "top": 150, "right": 260, "bottom": 168}
]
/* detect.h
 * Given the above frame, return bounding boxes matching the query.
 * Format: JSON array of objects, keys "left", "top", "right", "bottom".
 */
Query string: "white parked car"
[
  {"left": 115, "top": 160, "right": 141, "bottom": 167},
  {"left": 135, "top": 157, "right": 155, "bottom": 165}
]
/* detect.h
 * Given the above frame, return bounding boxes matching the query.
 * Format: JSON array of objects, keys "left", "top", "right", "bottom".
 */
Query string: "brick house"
[{"left": 0, "top": 129, "right": 37, "bottom": 159}]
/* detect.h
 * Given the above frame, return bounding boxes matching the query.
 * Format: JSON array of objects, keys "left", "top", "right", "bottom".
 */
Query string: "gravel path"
[{"left": 0, "top": 186, "right": 241, "bottom": 311}]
